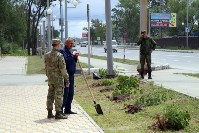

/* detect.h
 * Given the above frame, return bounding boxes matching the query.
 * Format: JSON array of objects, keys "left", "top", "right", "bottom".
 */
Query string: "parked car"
[
  {"left": 80, "top": 41, "right": 87, "bottom": 47},
  {"left": 73, "top": 42, "right": 76, "bottom": 47},
  {"left": 104, "top": 40, "right": 118, "bottom": 53}
]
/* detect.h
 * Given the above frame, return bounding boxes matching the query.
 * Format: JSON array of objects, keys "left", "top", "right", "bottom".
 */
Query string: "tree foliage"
[
  {"left": 83, "top": 19, "right": 106, "bottom": 43},
  {"left": 111, "top": 0, "right": 199, "bottom": 40},
  {"left": 112, "top": 0, "right": 140, "bottom": 43},
  {"left": 0, "top": 0, "right": 26, "bottom": 52}
]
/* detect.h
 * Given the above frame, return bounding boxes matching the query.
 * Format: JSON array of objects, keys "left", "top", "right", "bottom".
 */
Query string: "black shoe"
[
  {"left": 140, "top": 72, "right": 144, "bottom": 79},
  {"left": 55, "top": 111, "right": 68, "bottom": 119},
  {"left": 47, "top": 110, "right": 55, "bottom": 119},
  {"left": 65, "top": 111, "right": 77, "bottom": 114},
  {"left": 148, "top": 72, "right": 152, "bottom": 79}
]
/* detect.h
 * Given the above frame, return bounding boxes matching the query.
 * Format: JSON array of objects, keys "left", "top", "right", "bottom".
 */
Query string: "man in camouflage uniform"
[
  {"left": 137, "top": 30, "right": 157, "bottom": 79},
  {"left": 45, "top": 39, "right": 70, "bottom": 119}
]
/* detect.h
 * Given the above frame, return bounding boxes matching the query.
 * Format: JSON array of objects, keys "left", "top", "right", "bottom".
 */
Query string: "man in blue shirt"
[{"left": 60, "top": 38, "right": 79, "bottom": 114}]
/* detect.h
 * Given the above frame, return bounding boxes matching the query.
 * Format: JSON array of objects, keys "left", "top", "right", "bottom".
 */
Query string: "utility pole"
[
  {"left": 47, "top": 0, "right": 51, "bottom": 51},
  {"left": 186, "top": 0, "right": 189, "bottom": 48},
  {"left": 60, "top": 0, "right": 64, "bottom": 44},
  {"left": 39, "top": 26, "right": 42, "bottom": 58},
  {"left": 105, "top": 0, "right": 115, "bottom": 77},
  {"left": 148, "top": 8, "right": 151, "bottom": 37},
  {"left": 140, "top": 0, "right": 148, "bottom": 33},
  {"left": 87, "top": 4, "right": 91, "bottom": 74},
  {"left": 42, "top": 20, "right": 46, "bottom": 55},
  {"left": 65, "top": 0, "right": 68, "bottom": 39}
]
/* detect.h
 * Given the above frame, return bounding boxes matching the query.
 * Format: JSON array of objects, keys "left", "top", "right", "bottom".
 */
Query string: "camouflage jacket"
[
  {"left": 137, "top": 37, "right": 157, "bottom": 54},
  {"left": 44, "top": 48, "right": 69, "bottom": 85}
]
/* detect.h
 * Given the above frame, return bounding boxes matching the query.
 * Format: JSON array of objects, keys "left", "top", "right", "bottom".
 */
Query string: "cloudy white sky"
[{"left": 50, "top": 0, "right": 119, "bottom": 38}]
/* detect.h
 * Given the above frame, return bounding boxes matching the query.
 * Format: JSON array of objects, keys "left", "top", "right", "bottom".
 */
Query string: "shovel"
[{"left": 77, "top": 59, "right": 103, "bottom": 115}]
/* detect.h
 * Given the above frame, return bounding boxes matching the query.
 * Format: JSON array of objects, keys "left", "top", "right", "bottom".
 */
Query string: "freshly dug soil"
[
  {"left": 100, "top": 86, "right": 114, "bottom": 92},
  {"left": 148, "top": 114, "right": 167, "bottom": 131},
  {"left": 107, "top": 94, "right": 131, "bottom": 102},
  {"left": 92, "top": 80, "right": 102, "bottom": 87},
  {"left": 124, "top": 104, "right": 142, "bottom": 114}
]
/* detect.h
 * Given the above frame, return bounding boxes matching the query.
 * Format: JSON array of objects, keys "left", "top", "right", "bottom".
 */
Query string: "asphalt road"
[{"left": 75, "top": 45, "right": 199, "bottom": 72}]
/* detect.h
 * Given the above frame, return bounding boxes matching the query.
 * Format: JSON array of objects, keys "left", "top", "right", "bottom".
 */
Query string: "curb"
[
  {"left": 127, "top": 47, "right": 198, "bottom": 53},
  {"left": 152, "top": 64, "right": 170, "bottom": 71},
  {"left": 76, "top": 104, "right": 105, "bottom": 133}
]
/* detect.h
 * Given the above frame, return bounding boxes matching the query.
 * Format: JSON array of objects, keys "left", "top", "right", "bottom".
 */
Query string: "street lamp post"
[
  {"left": 64, "top": 0, "right": 78, "bottom": 39},
  {"left": 47, "top": 8, "right": 52, "bottom": 51},
  {"left": 59, "top": 0, "right": 64, "bottom": 43},
  {"left": 51, "top": 15, "right": 56, "bottom": 39},
  {"left": 105, "top": 0, "right": 115, "bottom": 77},
  {"left": 186, "top": 0, "right": 189, "bottom": 48},
  {"left": 39, "top": 22, "right": 42, "bottom": 58},
  {"left": 87, "top": 4, "right": 91, "bottom": 74},
  {"left": 41, "top": 17, "right": 46, "bottom": 55}
]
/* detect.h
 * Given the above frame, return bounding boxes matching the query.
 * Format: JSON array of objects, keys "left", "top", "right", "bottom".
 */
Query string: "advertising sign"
[
  {"left": 151, "top": 13, "right": 171, "bottom": 20},
  {"left": 82, "top": 32, "right": 87, "bottom": 38},
  {"left": 169, "top": 13, "right": 177, "bottom": 27}
]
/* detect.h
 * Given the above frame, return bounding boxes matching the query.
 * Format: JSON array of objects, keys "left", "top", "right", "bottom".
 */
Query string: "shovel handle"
[{"left": 77, "top": 59, "right": 97, "bottom": 104}]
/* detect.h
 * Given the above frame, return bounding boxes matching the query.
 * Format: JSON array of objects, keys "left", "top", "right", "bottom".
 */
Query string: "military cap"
[
  {"left": 141, "top": 30, "right": 146, "bottom": 34},
  {"left": 52, "top": 39, "right": 61, "bottom": 46}
]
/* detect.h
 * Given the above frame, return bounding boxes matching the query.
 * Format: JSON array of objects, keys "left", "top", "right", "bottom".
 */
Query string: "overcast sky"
[{"left": 49, "top": 0, "right": 119, "bottom": 38}]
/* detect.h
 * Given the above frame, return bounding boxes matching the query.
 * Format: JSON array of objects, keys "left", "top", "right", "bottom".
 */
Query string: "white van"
[{"left": 103, "top": 40, "right": 118, "bottom": 53}]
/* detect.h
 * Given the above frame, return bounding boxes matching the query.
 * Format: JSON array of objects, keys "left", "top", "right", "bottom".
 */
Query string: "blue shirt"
[{"left": 60, "top": 47, "right": 77, "bottom": 75}]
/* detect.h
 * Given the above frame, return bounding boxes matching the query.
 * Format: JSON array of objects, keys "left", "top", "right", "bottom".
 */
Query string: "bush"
[
  {"left": 136, "top": 91, "right": 167, "bottom": 107},
  {"left": 165, "top": 105, "right": 191, "bottom": 130},
  {"left": 102, "top": 79, "right": 114, "bottom": 86},
  {"left": 99, "top": 68, "right": 119, "bottom": 79},
  {"left": 99, "top": 68, "right": 107, "bottom": 78},
  {"left": 1, "top": 42, "right": 23, "bottom": 54},
  {"left": 2, "top": 43, "right": 12, "bottom": 54},
  {"left": 112, "top": 75, "right": 140, "bottom": 97}
]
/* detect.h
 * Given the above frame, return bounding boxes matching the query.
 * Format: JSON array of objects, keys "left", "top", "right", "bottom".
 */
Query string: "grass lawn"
[
  {"left": 27, "top": 56, "right": 92, "bottom": 75},
  {"left": 27, "top": 56, "right": 45, "bottom": 74},
  {"left": 182, "top": 73, "right": 199, "bottom": 78},
  {"left": 80, "top": 54, "right": 139, "bottom": 65},
  {"left": 74, "top": 76, "right": 199, "bottom": 133}
]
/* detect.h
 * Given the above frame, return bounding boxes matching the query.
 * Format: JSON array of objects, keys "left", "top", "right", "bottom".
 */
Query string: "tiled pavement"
[
  {"left": 0, "top": 85, "right": 104, "bottom": 133},
  {"left": 0, "top": 56, "right": 104, "bottom": 133}
]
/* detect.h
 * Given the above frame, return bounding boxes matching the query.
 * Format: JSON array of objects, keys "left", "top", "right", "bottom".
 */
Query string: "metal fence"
[{"left": 155, "top": 36, "right": 199, "bottom": 49}]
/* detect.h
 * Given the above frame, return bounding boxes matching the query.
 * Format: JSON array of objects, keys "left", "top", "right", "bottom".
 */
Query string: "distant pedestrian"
[
  {"left": 60, "top": 38, "right": 79, "bottom": 114},
  {"left": 45, "top": 39, "right": 70, "bottom": 119},
  {"left": 137, "top": 30, "right": 157, "bottom": 79}
]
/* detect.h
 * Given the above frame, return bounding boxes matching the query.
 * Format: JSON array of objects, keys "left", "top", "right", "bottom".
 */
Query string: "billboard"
[
  {"left": 151, "top": 13, "right": 171, "bottom": 20},
  {"left": 151, "top": 13, "right": 176, "bottom": 27},
  {"left": 169, "top": 13, "right": 177, "bottom": 27}
]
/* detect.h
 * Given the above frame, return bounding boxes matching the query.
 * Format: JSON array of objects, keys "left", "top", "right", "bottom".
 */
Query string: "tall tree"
[
  {"left": 83, "top": 19, "right": 106, "bottom": 44},
  {"left": 0, "top": 0, "right": 26, "bottom": 51},
  {"left": 112, "top": 0, "right": 140, "bottom": 43},
  {"left": 25, "top": 0, "right": 47, "bottom": 55}
]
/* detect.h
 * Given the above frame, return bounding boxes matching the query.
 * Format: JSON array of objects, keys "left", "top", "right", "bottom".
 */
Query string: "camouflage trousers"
[
  {"left": 140, "top": 53, "right": 152, "bottom": 73},
  {"left": 46, "top": 84, "right": 64, "bottom": 112}
]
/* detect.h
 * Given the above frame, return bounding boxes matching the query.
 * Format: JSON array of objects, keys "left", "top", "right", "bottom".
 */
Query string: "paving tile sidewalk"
[
  {"left": 79, "top": 56, "right": 199, "bottom": 99},
  {"left": 0, "top": 56, "right": 104, "bottom": 133},
  {"left": 0, "top": 85, "right": 103, "bottom": 133}
]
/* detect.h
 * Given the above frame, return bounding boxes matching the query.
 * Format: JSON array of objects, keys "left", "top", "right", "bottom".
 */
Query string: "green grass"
[
  {"left": 74, "top": 77, "right": 199, "bottom": 133},
  {"left": 27, "top": 56, "right": 45, "bottom": 74},
  {"left": 27, "top": 56, "right": 92, "bottom": 75},
  {"left": 80, "top": 54, "right": 139, "bottom": 65},
  {"left": 182, "top": 73, "right": 199, "bottom": 78}
]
